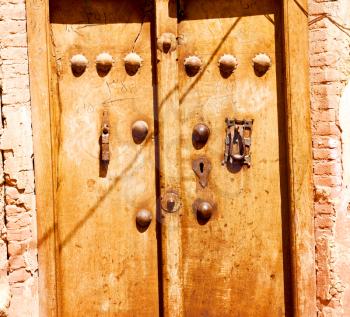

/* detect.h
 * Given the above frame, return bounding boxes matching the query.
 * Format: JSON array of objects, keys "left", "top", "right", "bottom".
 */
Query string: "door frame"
[{"left": 26, "top": 0, "right": 315, "bottom": 316}]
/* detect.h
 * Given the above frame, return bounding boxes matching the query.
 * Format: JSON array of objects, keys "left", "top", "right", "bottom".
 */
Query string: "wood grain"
[
  {"left": 283, "top": 0, "right": 316, "bottom": 316},
  {"left": 49, "top": 1, "right": 159, "bottom": 315},
  {"left": 155, "top": 1, "right": 184, "bottom": 316},
  {"left": 26, "top": 0, "right": 57, "bottom": 316},
  {"left": 177, "top": 0, "right": 289, "bottom": 315},
  {"left": 27, "top": 0, "right": 314, "bottom": 316}
]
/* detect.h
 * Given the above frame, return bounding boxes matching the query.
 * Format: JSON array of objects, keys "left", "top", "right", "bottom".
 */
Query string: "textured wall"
[
  {"left": 0, "top": 0, "right": 38, "bottom": 316},
  {"left": 309, "top": 0, "right": 350, "bottom": 316},
  {"left": 1, "top": 0, "right": 350, "bottom": 316}
]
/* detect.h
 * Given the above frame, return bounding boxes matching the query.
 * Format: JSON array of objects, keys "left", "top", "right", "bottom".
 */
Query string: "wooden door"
[
  {"left": 157, "top": 0, "right": 291, "bottom": 316},
  {"left": 27, "top": 0, "right": 314, "bottom": 316},
  {"left": 49, "top": 1, "right": 159, "bottom": 316}
]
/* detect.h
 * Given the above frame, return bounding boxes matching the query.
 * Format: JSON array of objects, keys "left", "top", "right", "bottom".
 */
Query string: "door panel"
[
  {"left": 49, "top": 1, "right": 159, "bottom": 316},
  {"left": 46, "top": 0, "right": 293, "bottom": 315},
  {"left": 177, "top": 1, "right": 289, "bottom": 316}
]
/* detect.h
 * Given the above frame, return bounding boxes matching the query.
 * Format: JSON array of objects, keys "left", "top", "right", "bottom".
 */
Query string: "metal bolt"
[
  {"left": 70, "top": 54, "right": 88, "bottom": 76},
  {"left": 157, "top": 33, "right": 177, "bottom": 53},
  {"left": 96, "top": 52, "right": 113, "bottom": 76},
  {"left": 166, "top": 197, "right": 176, "bottom": 212},
  {"left": 124, "top": 52, "right": 143, "bottom": 76},
  {"left": 192, "top": 123, "right": 210, "bottom": 149},
  {"left": 252, "top": 53, "right": 271, "bottom": 77},
  {"left": 161, "top": 190, "right": 181, "bottom": 213},
  {"left": 184, "top": 56, "right": 202, "bottom": 77},
  {"left": 218, "top": 54, "right": 238, "bottom": 78},
  {"left": 132, "top": 120, "right": 149, "bottom": 144},
  {"left": 136, "top": 209, "right": 152, "bottom": 228},
  {"left": 197, "top": 201, "right": 213, "bottom": 220}
]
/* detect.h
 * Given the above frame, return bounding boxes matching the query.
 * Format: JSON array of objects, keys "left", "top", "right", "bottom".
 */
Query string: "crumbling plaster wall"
[
  {"left": 0, "top": 0, "right": 349, "bottom": 316},
  {"left": 309, "top": 0, "right": 350, "bottom": 316},
  {"left": 0, "top": 0, "right": 38, "bottom": 316}
]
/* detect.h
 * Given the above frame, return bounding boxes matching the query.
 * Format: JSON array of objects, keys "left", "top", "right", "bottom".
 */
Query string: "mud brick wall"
[
  {"left": 0, "top": 0, "right": 38, "bottom": 316},
  {"left": 0, "top": 0, "right": 350, "bottom": 316},
  {"left": 309, "top": 0, "right": 350, "bottom": 315}
]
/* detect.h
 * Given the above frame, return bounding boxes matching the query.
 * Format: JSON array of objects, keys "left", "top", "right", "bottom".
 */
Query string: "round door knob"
[
  {"left": 136, "top": 209, "right": 152, "bottom": 228},
  {"left": 132, "top": 120, "right": 148, "bottom": 144},
  {"left": 192, "top": 123, "right": 210, "bottom": 149},
  {"left": 197, "top": 201, "right": 213, "bottom": 220}
]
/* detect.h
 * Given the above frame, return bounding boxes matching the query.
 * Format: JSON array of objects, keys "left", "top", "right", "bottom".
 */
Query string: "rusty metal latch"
[
  {"left": 101, "top": 109, "right": 110, "bottom": 163},
  {"left": 223, "top": 118, "right": 253, "bottom": 167}
]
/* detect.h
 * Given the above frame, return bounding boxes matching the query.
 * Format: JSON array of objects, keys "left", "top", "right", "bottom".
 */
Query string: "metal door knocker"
[{"left": 223, "top": 118, "right": 253, "bottom": 167}]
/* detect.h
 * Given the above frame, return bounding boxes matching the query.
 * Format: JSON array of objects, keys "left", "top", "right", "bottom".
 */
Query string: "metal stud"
[
  {"left": 124, "top": 52, "right": 142, "bottom": 76},
  {"left": 218, "top": 54, "right": 238, "bottom": 78},
  {"left": 157, "top": 33, "right": 177, "bottom": 53},
  {"left": 70, "top": 54, "right": 88, "bottom": 76},
  {"left": 161, "top": 190, "right": 181, "bottom": 213},
  {"left": 192, "top": 123, "right": 210, "bottom": 149},
  {"left": 252, "top": 53, "right": 271, "bottom": 77},
  {"left": 184, "top": 56, "right": 202, "bottom": 77},
  {"left": 96, "top": 52, "right": 113, "bottom": 76},
  {"left": 136, "top": 209, "right": 152, "bottom": 228},
  {"left": 196, "top": 201, "right": 213, "bottom": 220},
  {"left": 132, "top": 120, "right": 148, "bottom": 144}
]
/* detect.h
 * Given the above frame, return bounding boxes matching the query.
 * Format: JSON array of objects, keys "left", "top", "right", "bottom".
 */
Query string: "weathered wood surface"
[
  {"left": 155, "top": 1, "right": 185, "bottom": 316},
  {"left": 26, "top": 0, "right": 57, "bottom": 316},
  {"left": 49, "top": 0, "right": 159, "bottom": 315},
  {"left": 27, "top": 0, "right": 314, "bottom": 316},
  {"left": 283, "top": 0, "right": 316, "bottom": 316},
  {"left": 177, "top": 0, "right": 289, "bottom": 315}
]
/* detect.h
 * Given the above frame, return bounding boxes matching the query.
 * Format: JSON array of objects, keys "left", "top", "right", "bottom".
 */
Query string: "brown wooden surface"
[
  {"left": 27, "top": 0, "right": 314, "bottom": 316},
  {"left": 26, "top": 1, "right": 57, "bottom": 316},
  {"left": 48, "top": 1, "right": 159, "bottom": 315},
  {"left": 283, "top": 0, "right": 316, "bottom": 316},
  {"left": 155, "top": 1, "right": 184, "bottom": 316},
  {"left": 177, "top": 1, "right": 288, "bottom": 315}
]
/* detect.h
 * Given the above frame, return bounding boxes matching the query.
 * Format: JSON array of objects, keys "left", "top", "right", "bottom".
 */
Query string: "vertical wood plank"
[
  {"left": 155, "top": 1, "right": 184, "bottom": 316},
  {"left": 26, "top": 1, "right": 57, "bottom": 316},
  {"left": 283, "top": 0, "right": 316, "bottom": 316},
  {"left": 50, "top": 1, "right": 159, "bottom": 315}
]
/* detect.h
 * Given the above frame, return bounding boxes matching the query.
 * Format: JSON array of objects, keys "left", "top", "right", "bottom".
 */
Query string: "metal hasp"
[
  {"left": 223, "top": 118, "right": 253, "bottom": 167},
  {"left": 101, "top": 109, "right": 110, "bottom": 163}
]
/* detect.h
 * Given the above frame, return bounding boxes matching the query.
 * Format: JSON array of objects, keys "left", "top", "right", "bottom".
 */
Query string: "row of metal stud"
[
  {"left": 70, "top": 52, "right": 143, "bottom": 77},
  {"left": 184, "top": 53, "right": 272, "bottom": 78},
  {"left": 71, "top": 52, "right": 272, "bottom": 78}
]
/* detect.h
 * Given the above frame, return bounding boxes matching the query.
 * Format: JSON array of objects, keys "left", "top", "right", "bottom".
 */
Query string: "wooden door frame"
[{"left": 26, "top": 0, "right": 315, "bottom": 316}]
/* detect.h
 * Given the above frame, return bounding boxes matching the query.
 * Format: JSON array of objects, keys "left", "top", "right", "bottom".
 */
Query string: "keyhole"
[{"left": 200, "top": 162, "right": 204, "bottom": 174}]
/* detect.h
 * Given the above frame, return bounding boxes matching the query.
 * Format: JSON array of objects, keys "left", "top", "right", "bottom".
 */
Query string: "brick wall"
[
  {"left": 309, "top": 0, "right": 350, "bottom": 316},
  {"left": 0, "top": 0, "right": 38, "bottom": 316},
  {"left": 0, "top": 0, "right": 350, "bottom": 316}
]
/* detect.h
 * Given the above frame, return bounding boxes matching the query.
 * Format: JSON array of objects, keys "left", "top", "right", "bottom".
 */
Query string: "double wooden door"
[{"left": 42, "top": 0, "right": 296, "bottom": 316}]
